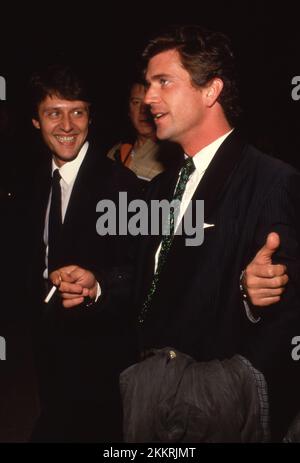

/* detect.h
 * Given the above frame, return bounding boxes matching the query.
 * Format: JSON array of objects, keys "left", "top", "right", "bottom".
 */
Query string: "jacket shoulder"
[{"left": 243, "top": 145, "right": 300, "bottom": 182}]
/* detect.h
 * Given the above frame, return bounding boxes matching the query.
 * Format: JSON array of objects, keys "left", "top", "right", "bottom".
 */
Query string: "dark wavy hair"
[
  {"left": 142, "top": 25, "right": 241, "bottom": 126},
  {"left": 29, "top": 64, "right": 91, "bottom": 119}
]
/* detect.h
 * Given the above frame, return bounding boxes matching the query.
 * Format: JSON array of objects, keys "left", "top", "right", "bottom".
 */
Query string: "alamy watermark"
[
  {"left": 96, "top": 192, "right": 205, "bottom": 246},
  {"left": 291, "top": 336, "right": 300, "bottom": 361},
  {"left": 291, "top": 76, "right": 300, "bottom": 101},
  {"left": 0, "top": 336, "right": 6, "bottom": 360},
  {"left": 0, "top": 75, "right": 6, "bottom": 100}
]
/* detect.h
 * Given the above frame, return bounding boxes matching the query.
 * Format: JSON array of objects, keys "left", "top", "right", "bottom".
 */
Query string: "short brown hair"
[
  {"left": 29, "top": 64, "right": 91, "bottom": 119},
  {"left": 142, "top": 25, "right": 241, "bottom": 126}
]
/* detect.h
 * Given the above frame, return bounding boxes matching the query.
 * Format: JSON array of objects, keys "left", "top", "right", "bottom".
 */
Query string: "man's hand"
[
  {"left": 243, "top": 232, "right": 288, "bottom": 306},
  {"left": 50, "top": 265, "right": 98, "bottom": 308}
]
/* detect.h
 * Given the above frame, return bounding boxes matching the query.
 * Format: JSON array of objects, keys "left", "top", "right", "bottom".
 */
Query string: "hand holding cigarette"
[{"left": 47, "top": 265, "right": 98, "bottom": 308}]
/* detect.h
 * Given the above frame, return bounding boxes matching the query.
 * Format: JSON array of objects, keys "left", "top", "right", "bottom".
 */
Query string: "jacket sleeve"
[{"left": 241, "top": 170, "right": 300, "bottom": 439}]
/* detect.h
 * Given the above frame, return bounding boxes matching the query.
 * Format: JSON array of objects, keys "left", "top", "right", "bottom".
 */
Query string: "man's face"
[
  {"left": 144, "top": 49, "right": 206, "bottom": 153},
  {"left": 129, "top": 83, "right": 155, "bottom": 138},
  {"left": 32, "top": 95, "right": 90, "bottom": 166}
]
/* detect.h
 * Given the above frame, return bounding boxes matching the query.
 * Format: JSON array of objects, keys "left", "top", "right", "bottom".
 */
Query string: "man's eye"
[
  {"left": 47, "top": 111, "right": 60, "bottom": 118},
  {"left": 73, "top": 110, "right": 85, "bottom": 116},
  {"left": 160, "top": 78, "right": 169, "bottom": 86}
]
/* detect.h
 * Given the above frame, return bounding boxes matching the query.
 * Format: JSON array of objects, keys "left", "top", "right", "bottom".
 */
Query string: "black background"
[{"left": 1, "top": 1, "right": 300, "bottom": 176}]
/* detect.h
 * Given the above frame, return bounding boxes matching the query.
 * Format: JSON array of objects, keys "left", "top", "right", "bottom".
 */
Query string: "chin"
[
  {"left": 59, "top": 152, "right": 79, "bottom": 162},
  {"left": 64, "top": 145, "right": 80, "bottom": 155},
  {"left": 143, "top": 131, "right": 155, "bottom": 138},
  {"left": 156, "top": 131, "right": 168, "bottom": 141}
]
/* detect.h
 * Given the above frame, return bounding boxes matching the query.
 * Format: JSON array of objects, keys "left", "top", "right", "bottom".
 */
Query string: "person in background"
[{"left": 107, "top": 79, "right": 165, "bottom": 182}]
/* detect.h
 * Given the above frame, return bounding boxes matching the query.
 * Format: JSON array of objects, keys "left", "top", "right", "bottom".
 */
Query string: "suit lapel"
[
  {"left": 62, "top": 143, "right": 106, "bottom": 233},
  {"left": 192, "top": 130, "right": 246, "bottom": 221},
  {"left": 62, "top": 152, "right": 90, "bottom": 232},
  {"left": 166, "top": 130, "right": 246, "bottom": 259},
  {"left": 30, "top": 159, "right": 52, "bottom": 284},
  {"left": 35, "top": 159, "right": 52, "bottom": 237}
]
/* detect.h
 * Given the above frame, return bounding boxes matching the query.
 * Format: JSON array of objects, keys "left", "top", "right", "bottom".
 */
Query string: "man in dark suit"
[
  {"left": 120, "top": 25, "right": 300, "bottom": 441},
  {"left": 49, "top": 43, "right": 297, "bottom": 440},
  {"left": 27, "top": 64, "right": 138, "bottom": 442}
]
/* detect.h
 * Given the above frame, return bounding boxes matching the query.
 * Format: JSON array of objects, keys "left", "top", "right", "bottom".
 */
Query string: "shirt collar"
[
  {"left": 51, "top": 141, "right": 89, "bottom": 185},
  {"left": 187, "top": 129, "right": 234, "bottom": 173}
]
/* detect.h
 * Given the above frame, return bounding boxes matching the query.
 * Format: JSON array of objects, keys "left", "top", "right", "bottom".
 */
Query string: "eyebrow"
[
  {"left": 43, "top": 105, "right": 87, "bottom": 111},
  {"left": 146, "top": 73, "right": 173, "bottom": 83},
  {"left": 43, "top": 106, "right": 61, "bottom": 111}
]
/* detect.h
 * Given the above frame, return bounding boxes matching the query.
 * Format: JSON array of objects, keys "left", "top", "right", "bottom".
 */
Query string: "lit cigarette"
[
  {"left": 44, "top": 275, "right": 62, "bottom": 303},
  {"left": 44, "top": 285, "right": 57, "bottom": 303}
]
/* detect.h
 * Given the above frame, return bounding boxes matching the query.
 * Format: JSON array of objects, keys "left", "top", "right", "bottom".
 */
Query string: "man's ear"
[
  {"left": 205, "top": 78, "right": 224, "bottom": 107},
  {"left": 32, "top": 118, "right": 40, "bottom": 129}
]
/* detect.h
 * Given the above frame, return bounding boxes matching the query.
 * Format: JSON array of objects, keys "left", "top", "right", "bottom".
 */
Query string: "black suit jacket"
[
  {"left": 27, "top": 141, "right": 139, "bottom": 442},
  {"left": 134, "top": 130, "right": 300, "bottom": 440}
]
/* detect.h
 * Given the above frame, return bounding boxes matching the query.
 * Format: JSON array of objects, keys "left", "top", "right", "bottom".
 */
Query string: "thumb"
[
  {"left": 255, "top": 232, "right": 280, "bottom": 264},
  {"left": 49, "top": 270, "right": 62, "bottom": 286}
]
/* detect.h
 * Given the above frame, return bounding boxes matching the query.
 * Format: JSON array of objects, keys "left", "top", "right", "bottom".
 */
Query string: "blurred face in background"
[{"left": 129, "top": 83, "right": 155, "bottom": 139}]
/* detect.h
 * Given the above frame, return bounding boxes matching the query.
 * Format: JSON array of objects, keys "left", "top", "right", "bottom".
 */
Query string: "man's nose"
[
  {"left": 144, "top": 85, "right": 159, "bottom": 105},
  {"left": 60, "top": 114, "right": 73, "bottom": 132}
]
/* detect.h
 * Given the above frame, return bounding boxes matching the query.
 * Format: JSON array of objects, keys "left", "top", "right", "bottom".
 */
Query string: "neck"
[
  {"left": 134, "top": 134, "right": 155, "bottom": 150},
  {"left": 181, "top": 113, "right": 232, "bottom": 156}
]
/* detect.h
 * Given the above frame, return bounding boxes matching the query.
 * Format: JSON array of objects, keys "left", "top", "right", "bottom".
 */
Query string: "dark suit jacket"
[
  {"left": 134, "top": 130, "right": 300, "bottom": 440},
  {"left": 27, "top": 141, "right": 139, "bottom": 442}
]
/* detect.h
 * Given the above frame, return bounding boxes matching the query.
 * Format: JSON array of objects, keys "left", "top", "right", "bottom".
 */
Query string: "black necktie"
[
  {"left": 138, "top": 156, "right": 196, "bottom": 325},
  {"left": 48, "top": 169, "right": 62, "bottom": 273}
]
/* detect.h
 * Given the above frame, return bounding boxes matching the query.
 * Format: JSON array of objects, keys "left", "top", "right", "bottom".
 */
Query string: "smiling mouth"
[
  {"left": 153, "top": 113, "right": 166, "bottom": 122},
  {"left": 55, "top": 135, "right": 77, "bottom": 144}
]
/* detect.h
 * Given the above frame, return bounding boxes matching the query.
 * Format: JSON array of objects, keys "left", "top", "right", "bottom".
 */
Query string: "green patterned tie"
[{"left": 138, "top": 156, "right": 196, "bottom": 325}]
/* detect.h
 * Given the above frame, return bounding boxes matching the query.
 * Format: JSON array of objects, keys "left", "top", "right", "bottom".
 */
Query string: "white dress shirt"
[{"left": 43, "top": 141, "right": 89, "bottom": 278}]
